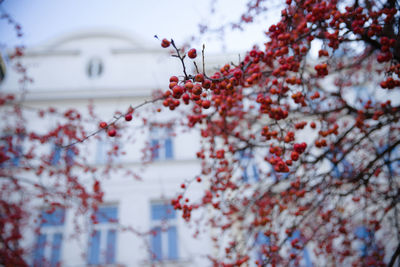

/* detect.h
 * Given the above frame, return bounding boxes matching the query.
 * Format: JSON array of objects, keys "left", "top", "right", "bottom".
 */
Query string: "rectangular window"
[
  {"left": 150, "top": 203, "right": 178, "bottom": 261},
  {"left": 33, "top": 207, "right": 65, "bottom": 267},
  {"left": 150, "top": 127, "right": 173, "bottom": 160},
  {"left": 255, "top": 232, "right": 270, "bottom": 263},
  {"left": 96, "top": 133, "right": 120, "bottom": 164},
  {"left": 239, "top": 150, "right": 259, "bottom": 182},
  {"left": 50, "top": 144, "right": 76, "bottom": 166},
  {"left": 87, "top": 206, "right": 118, "bottom": 265}
]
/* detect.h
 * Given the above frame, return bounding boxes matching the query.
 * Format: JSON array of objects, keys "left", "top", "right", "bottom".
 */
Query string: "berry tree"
[
  {"left": 158, "top": 0, "right": 400, "bottom": 266},
  {"left": 1, "top": 0, "right": 400, "bottom": 266}
]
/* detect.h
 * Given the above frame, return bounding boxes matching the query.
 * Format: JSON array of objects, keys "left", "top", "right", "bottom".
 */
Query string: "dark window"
[{"left": 87, "top": 58, "right": 103, "bottom": 79}]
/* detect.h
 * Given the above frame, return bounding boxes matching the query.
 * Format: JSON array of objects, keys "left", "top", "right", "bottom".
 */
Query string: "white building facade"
[{"left": 0, "top": 30, "right": 213, "bottom": 267}]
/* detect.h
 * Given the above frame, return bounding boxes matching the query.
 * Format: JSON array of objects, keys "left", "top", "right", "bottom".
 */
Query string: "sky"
[{"left": 0, "top": 0, "right": 280, "bottom": 53}]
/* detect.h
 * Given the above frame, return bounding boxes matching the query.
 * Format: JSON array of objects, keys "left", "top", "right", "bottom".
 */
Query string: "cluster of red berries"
[
  {"left": 314, "top": 63, "right": 328, "bottom": 77},
  {"left": 99, "top": 109, "right": 134, "bottom": 137},
  {"left": 171, "top": 196, "right": 193, "bottom": 221},
  {"left": 162, "top": 74, "right": 213, "bottom": 111}
]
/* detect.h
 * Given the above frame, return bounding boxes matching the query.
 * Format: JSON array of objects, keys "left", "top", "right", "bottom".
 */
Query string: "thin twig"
[{"left": 62, "top": 96, "right": 163, "bottom": 148}]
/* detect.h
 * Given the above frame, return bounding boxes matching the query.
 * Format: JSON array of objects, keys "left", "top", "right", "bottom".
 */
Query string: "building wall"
[{"left": 0, "top": 30, "right": 213, "bottom": 267}]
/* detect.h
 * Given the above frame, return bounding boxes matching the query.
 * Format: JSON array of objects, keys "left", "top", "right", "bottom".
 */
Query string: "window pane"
[
  {"left": 355, "top": 226, "right": 370, "bottom": 239},
  {"left": 12, "top": 144, "right": 22, "bottom": 166},
  {"left": 240, "top": 150, "right": 258, "bottom": 182},
  {"left": 88, "top": 230, "right": 101, "bottom": 265},
  {"left": 151, "top": 204, "right": 175, "bottom": 220},
  {"left": 151, "top": 139, "right": 159, "bottom": 159},
  {"left": 51, "top": 146, "right": 61, "bottom": 165},
  {"left": 165, "top": 138, "right": 173, "bottom": 159},
  {"left": 41, "top": 208, "right": 65, "bottom": 227},
  {"left": 303, "top": 248, "right": 313, "bottom": 267},
  {"left": 50, "top": 233, "right": 63, "bottom": 267},
  {"left": 95, "top": 206, "right": 118, "bottom": 223},
  {"left": 0, "top": 136, "right": 22, "bottom": 167},
  {"left": 240, "top": 150, "right": 248, "bottom": 182},
  {"left": 151, "top": 227, "right": 162, "bottom": 261},
  {"left": 106, "top": 229, "right": 117, "bottom": 264},
  {"left": 252, "top": 164, "right": 259, "bottom": 181},
  {"left": 66, "top": 147, "right": 75, "bottom": 166},
  {"left": 33, "top": 234, "right": 46, "bottom": 267},
  {"left": 256, "top": 232, "right": 270, "bottom": 262},
  {"left": 355, "top": 226, "right": 372, "bottom": 257},
  {"left": 167, "top": 226, "right": 178, "bottom": 260},
  {"left": 96, "top": 138, "right": 106, "bottom": 164}
]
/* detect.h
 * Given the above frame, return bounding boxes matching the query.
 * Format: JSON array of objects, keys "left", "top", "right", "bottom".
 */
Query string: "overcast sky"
[{"left": 0, "top": 0, "right": 279, "bottom": 53}]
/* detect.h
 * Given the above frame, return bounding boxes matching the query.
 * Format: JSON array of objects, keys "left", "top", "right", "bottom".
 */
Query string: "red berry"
[
  {"left": 99, "top": 122, "right": 107, "bottom": 128},
  {"left": 125, "top": 113, "right": 133, "bottom": 121},
  {"left": 184, "top": 81, "right": 193, "bottom": 90},
  {"left": 188, "top": 48, "right": 197, "bottom": 59},
  {"left": 172, "top": 85, "right": 184, "bottom": 96},
  {"left": 234, "top": 70, "right": 243, "bottom": 79},
  {"left": 161, "top": 38, "right": 170, "bottom": 48},
  {"left": 169, "top": 76, "right": 179, "bottom": 83},
  {"left": 182, "top": 93, "right": 190, "bottom": 104},
  {"left": 108, "top": 128, "right": 116, "bottom": 137},
  {"left": 192, "top": 84, "right": 202, "bottom": 95},
  {"left": 195, "top": 73, "right": 204, "bottom": 83},
  {"left": 291, "top": 151, "right": 299, "bottom": 161},
  {"left": 202, "top": 79, "right": 211, "bottom": 89},
  {"left": 202, "top": 100, "right": 211, "bottom": 109}
]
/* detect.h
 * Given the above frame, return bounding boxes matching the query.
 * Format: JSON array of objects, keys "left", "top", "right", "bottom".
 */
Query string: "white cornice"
[
  {"left": 13, "top": 28, "right": 159, "bottom": 56},
  {"left": 5, "top": 87, "right": 155, "bottom": 102}
]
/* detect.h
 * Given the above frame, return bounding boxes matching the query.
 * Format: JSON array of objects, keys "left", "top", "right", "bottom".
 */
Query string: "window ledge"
[
  {"left": 141, "top": 259, "right": 192, "bottom": 267},
  {"left": 87, "top": 263, "right": 126, "bottom": 267}
]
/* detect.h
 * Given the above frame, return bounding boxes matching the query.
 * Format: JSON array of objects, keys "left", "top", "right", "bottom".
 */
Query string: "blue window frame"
[
  {"left": 287, "top": 230, "right": 313, "bottom": 267},
  {"left": 151, "top": 139, "right": 160, "bottom": 159},
  {"left": 33, "top": 234, "right": 46, "bottom": 266},
  {"left": 87, "top": 206, "right": 118, "bottom": 265},
  {"left": 151, "top": 203, "right": 176, "bottom": 220},
  {"left": 354, "top": 226, "right": 381, "bottom": 258},
  {"left": 33, "top": 208, "right": 65, "bottom": 267},
  {"left": 239, "top": 150, "right": 259, "bottom": 182},
  {"left": 50, "top": 145, "right": 75, "bottom": 166},
  {"left": 150, "top": 203, "right": 178, "bottom": 261},
  {"left": 255, "top": 232, "right": 270, "bottom": 263},
  {"left": 50, "top": 233, "right": 63, "bottom": 266},
  {"left": 151, "top": 227, "right": 162, "bottom": 261},
  {"left": 0, "top": 135, "right": 23, "bottom": 167},
  {"left": 88, "top": 231, "right": 101, "bottom": 265},
  {"left": 150, "top": 127, "right": 173, "bottom": 160}
]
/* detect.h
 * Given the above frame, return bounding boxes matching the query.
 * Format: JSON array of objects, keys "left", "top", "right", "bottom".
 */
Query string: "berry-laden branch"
[
  {"left": 62, "top": 96, "right": 163, "bottom": 148},
  {"left": 1, "top": 0, "right": 400, "bottom": 266},
  {"left": 153, "top": 1, "right": 400, "bottom": 265}
]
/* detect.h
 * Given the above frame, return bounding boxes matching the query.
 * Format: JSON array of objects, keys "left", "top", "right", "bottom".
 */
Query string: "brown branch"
[
  {"left": 170, "top": 39, "right": 190, "bottom": 80},
  {"left": 388, "top": 241, "right": 400, "bottom": 267}
]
